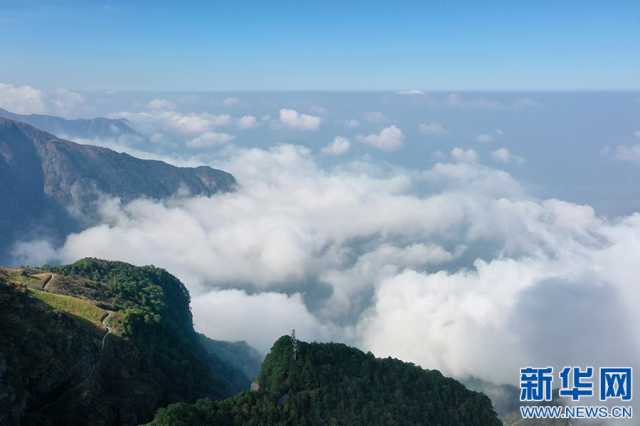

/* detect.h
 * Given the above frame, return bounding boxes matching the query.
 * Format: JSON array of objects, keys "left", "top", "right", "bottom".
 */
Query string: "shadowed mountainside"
[
  {"left": 198, "top": 335, "right": 263, "bottom": 384},
  {"left": 0, "top": 117, "right": 236, "bottom": 261},
  {"left": 0, "top": 258, "right": 254, "bottom": 426}
]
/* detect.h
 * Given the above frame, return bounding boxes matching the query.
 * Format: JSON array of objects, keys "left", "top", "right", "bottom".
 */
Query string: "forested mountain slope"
[
  {"left": 0, "top": 258, "right": 251, "bottom": 426},
  {"left": 148, "top": 336, "right": 501, "bottom": 426}
]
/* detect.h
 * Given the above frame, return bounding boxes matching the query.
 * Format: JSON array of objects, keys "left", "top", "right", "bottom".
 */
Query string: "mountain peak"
[
  {"left": 0, "top": 117, "right": 236, "bottom": 261},
  {"left": 148, "top": 335, "right": 501, "bottom": 425}
]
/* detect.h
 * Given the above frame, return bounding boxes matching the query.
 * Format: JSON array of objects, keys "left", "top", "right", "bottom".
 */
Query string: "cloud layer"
[
  {"left": 358, "top": 125, "right": 405, "bottom": 151},
  {"left": 322, "top": 136, "right": 351, "bottom": 155},
  {"left": 279, "top": 108, "right": 322, "bottom": 130},
  {"left": 12, "top": 144, "right": 640, "bottom": 387},
  {"left": 0, "top": 83, "right": 85, "bottom": 116},
  {"left": 492, "top": 147, "right": 524, "bottom": 164}
]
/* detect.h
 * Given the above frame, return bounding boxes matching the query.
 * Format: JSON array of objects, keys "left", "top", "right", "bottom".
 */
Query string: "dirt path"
[
  {"left": 42, "top": 273, "right": 56, "bottom": 291},
  {"left": 40, "top": 273, "right": 52, "bottom": 289},
  {"left": 100, "top": 311, "right": 113, "bottom": 350}
]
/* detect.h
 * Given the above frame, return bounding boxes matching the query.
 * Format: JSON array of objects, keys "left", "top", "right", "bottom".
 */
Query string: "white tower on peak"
[{"left": 291, "top": 329, "right": 298, "bottom": 360}]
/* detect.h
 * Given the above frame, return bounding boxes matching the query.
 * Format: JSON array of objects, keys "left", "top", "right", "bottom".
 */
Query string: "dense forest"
[
  {"left": 148, "top": 336, "right": 501, "bottom": 426},
  {"left": 1, "top": 258, "right": 512, "bottom": 425},
  {"left": 0, "top": 258, "right": 254, "bottom": 425}
]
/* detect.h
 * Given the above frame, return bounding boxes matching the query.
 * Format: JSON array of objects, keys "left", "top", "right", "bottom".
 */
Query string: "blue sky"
[
  {"left": 3, "top": 2, "right": 640, "bottom": 384},
  {"left": 1, "top": 0, "right": 638, "bottom": 90}
]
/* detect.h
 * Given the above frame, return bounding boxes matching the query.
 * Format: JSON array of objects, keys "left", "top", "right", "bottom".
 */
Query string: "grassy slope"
[
  {"left": 2, "top": 269, "right": 44, "bottom": 287},
  {"left": 29, "top": 288, "right": 106, "bottom": 327},
  {"left": 1, "top": 267, "right": 109, "bottom": 329}
]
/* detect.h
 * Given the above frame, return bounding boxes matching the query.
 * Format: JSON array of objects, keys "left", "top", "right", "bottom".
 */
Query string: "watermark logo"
[
  {"left": 559, "top": 366, "right": 593, "bottom": 401},
  {"left": 520, "top": 366, "right": 553, "bottom": 402},
  {"left": 600, "top": 368, "right": 632, "bottom": 401},
  {"left": 519, "top": 366, "right": 633, "bottom": 420}
]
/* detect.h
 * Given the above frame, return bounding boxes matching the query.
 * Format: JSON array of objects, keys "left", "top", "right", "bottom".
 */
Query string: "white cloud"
[
  {"left": 114, "top": 110, "right": 232, "bottom": 138},
  {"left": 0, "top": 83, "right": 46, "bottom": 114},
  {"left": 419, "top": 122, "right": 448, "bottom": 136},
  {"left": 13, "top": 144, "right": 519, "bottom": 296},
  {"left": 397, "top": 90, "right": 425, "bottom": 95},
  {"left": 170, "top": 113, "right": 232, "bottom": 134},
  {"left": 450, "top": 147, "right": 478, "bottom": 163},
  {"left": 419, "top": 163, "right": 522, "bottom": 199},
  {"left": 223, "top": 97, "right": 240, "bottom": 107},
  {"left": 360, "top": 209, "right": 640, "bottom": 383},
  {"left": 11, "top": 240, "right": 58, "bottom": 266},
  {"left": 147, "top": 98, "right": 176, "bottom": 110},
  {"left": 186, "top": 131, "right": 235, "bottom": 148},
  {"left": 237, "top": 115, "right": 258, "bottom": 129},
  {"left": 357, "top": 126, "right": 404, "bottom": 151},
  {"left": 192, "top": 289, "right": 333, "bottom": 352},
  {"left": 492, "top": 147, "right": 524, "bottom": 164},
  {"left": 612, "top": 144, "right": 640, "bottom": 163},
  {"left": 322, "top": 136, "right": 351, "bottom": 156},
  {"left": 12, "top": 145, "right": 640, "bottom": 387},
  {"left": 634, "top": 130, "right": 640, "bottom": 139},
  {"left": 48, "top": 89, "right": 85, "bottom": 116},
  {"left": 0, "top": 83, "right": 85, "bottom": 116},
  {"left": 279, "top": 108, "right": 322, "bottom": 130}
]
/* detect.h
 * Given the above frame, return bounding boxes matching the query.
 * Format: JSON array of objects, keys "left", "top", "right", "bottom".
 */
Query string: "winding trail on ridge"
[
  {"left": 42, "top": 273, "right": 57, "bottom": 291},
  {"left": 100, "top": 311, "right": 113, "bottom": 350}
]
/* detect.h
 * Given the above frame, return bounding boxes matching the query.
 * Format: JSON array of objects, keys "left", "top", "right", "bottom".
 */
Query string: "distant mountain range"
[
  {"left": 0, "top": 116, "right": 236, "bottom": 261},
  {"left": 0, "top": 108, "right": 139, "bottom": 141}
]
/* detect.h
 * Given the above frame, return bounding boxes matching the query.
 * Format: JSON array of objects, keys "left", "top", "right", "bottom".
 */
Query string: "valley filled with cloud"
[
  {"left": 6, "top": 84, "right": 640, "bottom": 390},
  {"left": 3, "top": 83, "right": 640, "bottom": 388}
]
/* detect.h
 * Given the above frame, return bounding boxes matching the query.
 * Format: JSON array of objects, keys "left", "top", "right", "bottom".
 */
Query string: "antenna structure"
[{"left": 291, "top": 329, "right": 298, "bottom": 360}]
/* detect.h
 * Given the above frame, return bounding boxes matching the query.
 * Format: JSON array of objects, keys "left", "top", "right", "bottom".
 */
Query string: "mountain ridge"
[
  {"left": 0, "top": 107, "right": 139, "bottom": 140},
  {"left": 0, "top": 117, "right": 236, "bottom": 261},
  {"left": 148, "top": 335, "right": 502, "bottom": 425}
]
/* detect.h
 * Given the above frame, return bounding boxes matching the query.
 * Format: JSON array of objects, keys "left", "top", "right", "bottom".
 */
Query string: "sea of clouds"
[
  {"left": 12, "top": 143, "right": 640, "bottom": 386},
  {"left": 3, "top": 82, "right": 640, "bottom": 388}
]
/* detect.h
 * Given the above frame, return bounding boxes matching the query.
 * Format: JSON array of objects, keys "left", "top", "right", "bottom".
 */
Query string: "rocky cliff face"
[
  {"left": 0, "top": 118, "right": 236, "bottom": 260},
  {"left": 0, "top": 259, "right": 251, "bottom": 426}
]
